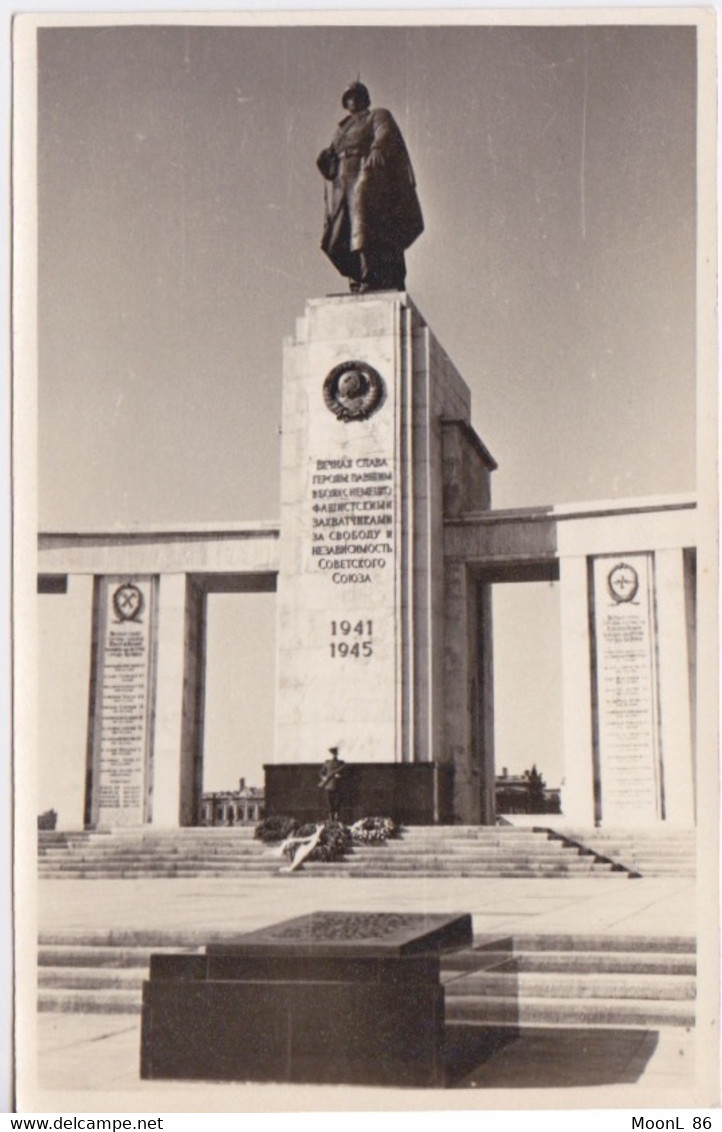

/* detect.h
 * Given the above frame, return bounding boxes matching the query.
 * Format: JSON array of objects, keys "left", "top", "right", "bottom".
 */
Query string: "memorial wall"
[{"left": 37, "top": 497, "right": 697, "bottom": 829}]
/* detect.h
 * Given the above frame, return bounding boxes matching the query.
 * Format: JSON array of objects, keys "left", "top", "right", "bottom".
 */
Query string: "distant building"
[
  {"left": 201, "top": 778, "right": 265, "bottom": 826},
  {"left": 37, "top": 808, "right": 58, "bottom": 831},
  {"left": 495, "top": 768, "right": 561, "bottom": 816}
]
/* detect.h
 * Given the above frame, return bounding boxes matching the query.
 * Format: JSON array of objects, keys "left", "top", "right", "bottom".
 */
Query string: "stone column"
[
  {"left": 151, "top": 573, "right": 197, "bottom": 827},
  {"left": 442, "top": 561, "right": 473, "bottom": 821},
  {"left": 275, "top": 295, "right": 404, "bottom": 765},
  {"left": 558, "top": 556, "right": 596, "bottom": 825},
  {"left": 273, "top": 293, "right": 493, "bottom": 822},
  {"left": 275, "top": 295, "right": 475, "bottom": 766},
  {"left": 39, "top": 574, "right": 94, "bottom": 830},
  {"left": 655, "top": 548, "right": 695, "bottom": 824},
  {"left": 442, "top": 563, "right": 490, "bottom": 825},
  {"left": 476, "top": 581, "right": 495, "bottom": 824}
]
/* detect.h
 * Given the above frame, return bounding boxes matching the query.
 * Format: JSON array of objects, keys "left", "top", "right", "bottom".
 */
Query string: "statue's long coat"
[{"left": 317, "top": 108, "right": 424, "bottom": 281}]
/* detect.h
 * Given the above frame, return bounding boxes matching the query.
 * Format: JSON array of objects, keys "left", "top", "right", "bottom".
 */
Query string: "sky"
[
  {"left": 35, "top": 21, "right": 698, "bottom": 792},
  {"left": 38, "top": 22, "right": 696, "bottom": 527}
]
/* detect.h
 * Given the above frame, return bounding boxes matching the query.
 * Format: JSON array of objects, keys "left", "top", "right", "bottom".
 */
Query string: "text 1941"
[{"left": 330, "top": 620, "right": 373, "bottom": 658}]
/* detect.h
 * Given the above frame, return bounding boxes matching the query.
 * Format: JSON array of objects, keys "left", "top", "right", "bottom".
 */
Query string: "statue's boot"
[{"left": 359, "top": 249, "right": 406, "bottom": 292}]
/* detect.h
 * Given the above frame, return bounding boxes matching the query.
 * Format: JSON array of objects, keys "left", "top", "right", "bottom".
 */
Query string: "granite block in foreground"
[{"left": 141, "top": 911, "right": 471, "bottom": 1087}]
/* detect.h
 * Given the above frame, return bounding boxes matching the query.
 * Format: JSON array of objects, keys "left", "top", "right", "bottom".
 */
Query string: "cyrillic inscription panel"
[
  {"left": 592, "top": 554, "right": 661, "bottom": 822},
  {"left": 90, "top": 576, "right": 156, "bottom": 826}
]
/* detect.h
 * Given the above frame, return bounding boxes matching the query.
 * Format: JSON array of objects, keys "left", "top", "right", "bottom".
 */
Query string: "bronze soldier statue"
[{"left": 317, "top": 81, "right": 423, "bottom": 293}]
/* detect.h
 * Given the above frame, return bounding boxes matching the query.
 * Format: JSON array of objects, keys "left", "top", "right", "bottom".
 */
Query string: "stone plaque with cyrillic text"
[
  {"left": 89, "top": 576, "right": 156, "bottom": 826},
  {"left": 591, "top": 554, "right": 661, "bottom": 822}
]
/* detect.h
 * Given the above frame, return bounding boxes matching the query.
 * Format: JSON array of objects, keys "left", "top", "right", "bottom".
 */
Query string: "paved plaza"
[
  {"left": 17, "top": 873, "right": 716, "bottom": 1112},
  {"left": 35, "top": 1012, "right": 694, "bottom": 1105},
  {"left": 37, "top": 873, "right": 697, "bottom": 938}
]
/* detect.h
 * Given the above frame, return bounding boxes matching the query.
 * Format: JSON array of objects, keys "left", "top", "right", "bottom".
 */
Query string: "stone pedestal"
[
  {"left": 274, "top": 293, "right": 494, "bottom": 820},
  {"left": 264, "top": 761, "right": 454, "bottom": 825},
  {"left": 140, "top": 911, "right": 471, "bottom": 1087}
]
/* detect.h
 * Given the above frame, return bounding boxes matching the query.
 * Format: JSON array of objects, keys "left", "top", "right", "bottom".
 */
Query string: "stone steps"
[
  {"left": 38, "top": 825, "right": 694, "bottom": 879},
  {"left": 39, "top": 966, "right": 146, "bottom": 991},
  {"left": 40, "top": 851, "right": 613, "bottom": 866},
  {"left": 39, "top": 988, "right": 140, "bottom": 1015},
  {"left": 442, "top": 949, "right": 696, "bottom": 975},
  {"left": 36, "top": 931, "right": 696, "bottom": 1028},
  {"left": 38, "top": 945, "right": 186, "bottom": 968},
  {"left": 40, "top": 855, "right": 604, "bottom": 870},
  {"left": 545, "top": 828, "right": 696, "bottom": 877},
  {"left": 300, "top": 866, "right": 619, "bottom": 879},
  {"left": 40, "top": 836, "right": 575, "bottom": 853},
  {"left": 39, "top": 842, "right": 261, "bottom": 853},
  {"left": 444, "top": 996, "right": 695, "bottom": 1028},
  {"left": 40, "top": 856, "right": 276, "bottom": 867},
  {"left": 39, "top": 863, "right": 279, "bottom": 873},
  {"left": 473, "top": 932, "right": 695, "bottom": 953},
  {"left": 39, "top": 864, "right": 621, "bottom": 880},
  {"left": 39, "top": 844, "right": 590, "bottom": 859},
  {"left": 444, "top": 971, "right": 695, "bottom": 1001}
]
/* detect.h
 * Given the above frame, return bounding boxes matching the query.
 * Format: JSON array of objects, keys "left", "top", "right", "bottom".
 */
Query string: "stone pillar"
[
  {"left": 655, "top": 548, "right": 695, "bottom": 824},
  {"left": 86, "top": 576, "right": 157, "bottom": 828},
  {"left": 179, "top": 578, "right": 206, "bottom": 826},
  {"left": 275, "top": 294, "right": 406, "bottom": 765},
  {"left": 558, "top": 556, "right": 596, "bottom": 825},
  {"left": 442, "top": 564, "right": 490, "bottom": 824},
  {"left": 39, "top": 574, "right": 94, "bottom": 830},
  {"left": 477, "top": 581, "right": 495, "bottom": 824},
  {"left": 273, "top": 293, "right": 493, "bottom": 821},
  {"left": 442, "top": 561, "right": 473, "bottom": 821},
  {"left": 150, "top": 574, "right": 204, "bottom": 827}
]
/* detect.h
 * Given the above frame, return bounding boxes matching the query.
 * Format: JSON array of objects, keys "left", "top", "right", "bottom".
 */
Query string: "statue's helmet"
[{"left": 342, "top": 81, "right": 370, "bottom": 110}]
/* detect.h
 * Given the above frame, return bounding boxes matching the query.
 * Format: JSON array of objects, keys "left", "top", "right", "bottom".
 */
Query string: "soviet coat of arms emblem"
[{"left": 323, "top": 361, "right": 386, "bottom": 422}]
